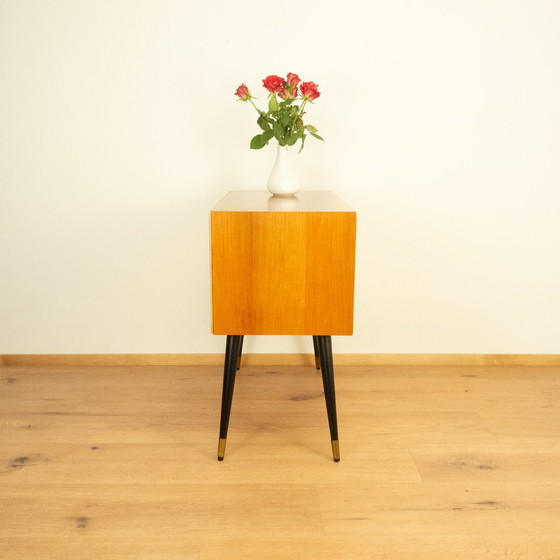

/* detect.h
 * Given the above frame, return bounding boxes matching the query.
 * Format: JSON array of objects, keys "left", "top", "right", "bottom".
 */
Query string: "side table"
[{"left": 210, "top": 191, "right": 356, "bottom": 461}]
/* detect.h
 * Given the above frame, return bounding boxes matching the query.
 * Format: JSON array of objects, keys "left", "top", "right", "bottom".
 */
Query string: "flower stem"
[{"left": 248, "top": 98, "right": 262, "bottom": 115}]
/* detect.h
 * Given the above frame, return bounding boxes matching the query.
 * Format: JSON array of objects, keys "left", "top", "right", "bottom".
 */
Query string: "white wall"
[{"left": 1, "top": 0, "right": 559, "bottom": 354}]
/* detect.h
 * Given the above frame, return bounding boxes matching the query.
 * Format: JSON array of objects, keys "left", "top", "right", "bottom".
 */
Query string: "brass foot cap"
[
  {"left": 331, "top": 440, "right": 340, "bottom": 462},
  {"left": 218, "top": 438, "right": 227, "bottom": 461}
]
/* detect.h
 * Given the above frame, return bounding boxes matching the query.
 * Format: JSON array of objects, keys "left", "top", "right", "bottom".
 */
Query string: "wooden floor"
[{"left": 1, "top": 362, "right": 560, "bottom": 559}]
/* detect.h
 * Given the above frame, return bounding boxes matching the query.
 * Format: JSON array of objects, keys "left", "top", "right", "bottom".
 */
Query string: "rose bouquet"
[{"left": 235, "top": 73, "right": 324, "bottom": 152}]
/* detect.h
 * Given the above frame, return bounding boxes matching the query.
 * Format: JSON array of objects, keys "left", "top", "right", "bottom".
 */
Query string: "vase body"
[{"left": 267, "top": 144, "right": 299, "bottom": 197}]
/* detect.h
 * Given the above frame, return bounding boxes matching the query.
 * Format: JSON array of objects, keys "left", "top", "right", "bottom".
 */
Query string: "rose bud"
[
  {"left": 235, "top": 84, "right": 251, "bottom": 101},
  {"left": 278, "top": 87, "right": 298, "bottom": 100},
  {"left": 286, "top": 72, "right": 301, "bottom": 87}
]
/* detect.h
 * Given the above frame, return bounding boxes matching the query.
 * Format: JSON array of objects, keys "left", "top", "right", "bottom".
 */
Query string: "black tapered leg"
[
  {"left": 312, "top": 336, "right": 321, "bottom": 370},
  {"left": 236, "top": 335, "right": 244, "bottom": 370},
  {"left": 316, "top": 335, "right": 340, "bottom": 462},
  {"left": 218, "top": 335, "right": 242, "bottom": 460}
]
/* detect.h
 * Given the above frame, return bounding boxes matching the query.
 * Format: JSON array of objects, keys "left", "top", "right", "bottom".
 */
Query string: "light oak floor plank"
[{"left": 1, "top": 364, "right": 559, "bottom": 559}]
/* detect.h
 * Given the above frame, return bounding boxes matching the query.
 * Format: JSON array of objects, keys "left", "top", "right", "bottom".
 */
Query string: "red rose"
[
  {"left": 262, "top": 75, "right": 284, "bottom": 93},
  {"left": 278, "top": 87, "right": 298, "bottom": 100},
  {"left": 235, "top": 83, "right": 251, "bottom": 100},
  {"left": 300, "top": 81, "right": 321, "bottom": 101},
  {"left": 286, "top": 72, "right": 300, "bottom": 87}
]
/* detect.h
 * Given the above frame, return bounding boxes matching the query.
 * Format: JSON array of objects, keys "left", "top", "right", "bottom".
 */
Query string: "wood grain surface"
[{"left": 1, "top": 363, "right": 559, "bottom": 558}]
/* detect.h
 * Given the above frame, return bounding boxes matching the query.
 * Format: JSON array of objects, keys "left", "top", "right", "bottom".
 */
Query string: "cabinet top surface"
[{"left": 212, "top": 190, "right": 355, "bottom": 213}]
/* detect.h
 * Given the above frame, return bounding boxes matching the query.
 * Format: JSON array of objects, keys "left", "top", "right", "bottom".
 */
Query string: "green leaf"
[
  {"left": 273, "top": 122, "right": 284, "bottom": 142},
  {"left": 305, "top": 124, "right": 318, "bottom": 133},
  {"left": 250, "top": 129, "right": 275, "bottom": 149},
  {"left": 262, "top": 129, "right": 275, "bottom": 143},
  {"left": 299, "top": 133, "right": 307, "bottom": 153},
  {"left": 257, "top": 115, "right": 271, "bottom": 131},
  {"left": 309, "top": 131, "right": 324, "bottom": 142},
  {"left": 286, "top": 133, "right": 299, "bottom": 146},
  {"left": 250, "top": 134, "right": 266, "bottom": 149}
]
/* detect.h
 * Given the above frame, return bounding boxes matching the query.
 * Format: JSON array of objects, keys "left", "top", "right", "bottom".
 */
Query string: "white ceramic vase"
[{"left": 266, "top": 143, "right": 299, "bottom": 197}]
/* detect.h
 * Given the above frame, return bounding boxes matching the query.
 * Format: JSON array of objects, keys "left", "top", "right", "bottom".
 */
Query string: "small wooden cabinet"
[{"left": 210, "top": 191, "right": 356, "bottom": 461}]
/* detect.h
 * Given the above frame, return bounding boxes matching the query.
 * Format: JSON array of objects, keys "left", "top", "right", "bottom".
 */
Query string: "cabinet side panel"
[
  {"left": 304, "top": 212, "right": 356, "bottom": 335},
  {"left": 211, "top": 212, "right": 254, "bottom": 334}
]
